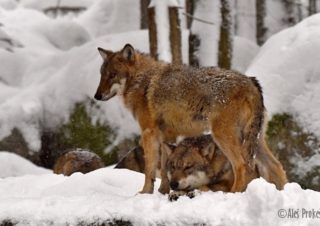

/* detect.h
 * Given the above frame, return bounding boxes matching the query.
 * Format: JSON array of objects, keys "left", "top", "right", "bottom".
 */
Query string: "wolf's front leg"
[
  {"left": 140, "top": 128, "right": 159, "bottom": 194},
  {"left": 158, "top": 143, "right": 170, "bottom": 194}
]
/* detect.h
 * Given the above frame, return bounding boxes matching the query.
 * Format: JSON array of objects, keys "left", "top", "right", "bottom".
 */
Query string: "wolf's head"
[
  {"left": 164, "top": 136, "right": 215, "bottom": 191},
  {"left": 94, "top": 44, "right": 135, "bottom": 101}
]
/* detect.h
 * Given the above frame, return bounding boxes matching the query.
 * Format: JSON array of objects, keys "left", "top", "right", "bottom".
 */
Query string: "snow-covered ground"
[
  {"left": 0, "top": 166, "right": 319, "bottom": 226},
  {"left": 0, "top": 151, "right": 51, "bottom": 178}
]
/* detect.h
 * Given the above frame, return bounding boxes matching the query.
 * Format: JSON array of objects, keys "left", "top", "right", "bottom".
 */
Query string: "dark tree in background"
[
  {"left": 218, "top": 0, "right": 232, "bottom": 69},
  {"left": 147, "top": 1, "right": 182, "bottom": 64},
  {"left": 282, "top": 0, "right": 298, "bottom": 27},
  {"left": 140, "top": 0, "right": 150, "bottom": 29},
  {"left": 169, "top": 6, "right": 182, "bottom": 64},
  {"left": 309, "top": 0, "right": 317, "bottom": 15},
  {"left": 148, "top": 5, "right": 158, "bottom": 60},
  {"left": 255, "top": 0, "right": 267, "bottom": 46},
  {"left": 188, "top": 0, "right": 200, "bottom": 67}
]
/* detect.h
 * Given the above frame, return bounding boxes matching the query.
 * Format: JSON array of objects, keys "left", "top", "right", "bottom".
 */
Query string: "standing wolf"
[{"left": 94, "top": 44, "right": 265, "bottom": 194}]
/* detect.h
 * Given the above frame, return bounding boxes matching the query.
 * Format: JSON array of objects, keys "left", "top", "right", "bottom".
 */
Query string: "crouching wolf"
[
  {"left": 95, "top": 43, "right": 268, "bottom": 193},
  {"left": 162, "top": 135, "right": 287, "bottom": 197}
]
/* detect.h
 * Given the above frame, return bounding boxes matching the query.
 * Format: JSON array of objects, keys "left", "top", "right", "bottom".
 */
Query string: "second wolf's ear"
[
  {"left": 162, "top": 143, "right": 174, "bottom": 157},
  {"left": 121, "top": 43, "right": 135, "bottom": 62},
  {"left": 201, "top": 143, "right": 215, "bottom": 160},
  {"left": 98, "top": 47, "right": 112, "bottom": 61}
]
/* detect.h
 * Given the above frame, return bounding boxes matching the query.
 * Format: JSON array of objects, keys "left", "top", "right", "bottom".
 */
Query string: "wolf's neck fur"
[{"left": 121, "top": 53, "right": 165, "bottom": 120}]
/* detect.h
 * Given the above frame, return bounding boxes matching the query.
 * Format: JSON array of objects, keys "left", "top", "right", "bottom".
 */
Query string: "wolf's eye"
[
  {"left": 185, "top": 164, "right": 193, "bottom": 171},
  {"left": 109, "top": 72, "right": 116, "bottom": 79},
  {"left": 170, "top": 162, "right": 175, "bottom": 170}
]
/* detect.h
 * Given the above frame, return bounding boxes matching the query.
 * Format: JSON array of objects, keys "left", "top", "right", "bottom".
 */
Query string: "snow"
[
  {"left": 247, "top": 14, "right": 320, "bottom": 137},
  {"left": 149, "top": 0, "right": 180, "bottom": 62},
  {"left": 0, "top": 166, "right": 319, "bottom": 225},
  {"left": 190, "top": 0, "right": 221, "bottom": 66},
  {"left": 0, "top": 151, "right": 51, "bottom": 178},
  {"left": 233, "top": 0, "right": 256, "bottom": 42},
  {"left": 76, "top": 0, "right": 140, "bottom": 38},
  {"left": 19, "top": 0, "right": 94, "bottom": 11},
  {"left": 232, "top": 36, "right": 260, "bottom": 73}
]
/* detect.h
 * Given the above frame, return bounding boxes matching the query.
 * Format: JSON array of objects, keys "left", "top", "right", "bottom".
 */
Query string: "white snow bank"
[
  {"left": 246, "top": 14, "right": 320, "bottom": 136},
  {"left": 0, "top": 151, "right": 51, "bottom": 178},
  {"left": 0, "top": 168, "right": 319, "bottom": 226},
  {"left": 19, "top": 0, "right": 94, "bottom": 11},
  {"left": 1, "top": 8, "right": 91, "bottom": 51},
  {"left": 76, "top": 0, "right": 140, "bottom": 38}
]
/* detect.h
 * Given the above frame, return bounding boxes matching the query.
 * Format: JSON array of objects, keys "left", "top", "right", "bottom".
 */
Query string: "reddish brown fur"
[
  {"left": 53, "top": 149, "right": 105, "bottom": 176},
  {"left": 116, "top": 135, "right": 287, "bottom": 193},
  {"left": 164, "top": 135, "right": 287, "bottom": 194},
  {"left": 95, "top": 44, "right": 270, "bottom": 193}
]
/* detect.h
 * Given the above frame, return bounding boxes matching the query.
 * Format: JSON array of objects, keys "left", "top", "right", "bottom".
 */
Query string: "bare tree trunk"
[
  {"left": 140, "top": 0, "right": 150, "bottom": 29},
  {"left": 169, "top": 7, "right": 182, "bottom": 64},
  {"left": 188, "top": 0, "right": 200, "bottom": 67},
  {"left": 255, "top": 0, "right": 267, "bottom": 46},
  {"left": 186, "top": 0, "right": 196, "bottom": 29},
  {"left": 148, "top": 6, "right": 158, "bottom": 60},
  {"left": 282, "top": 0, "right": 298, "bottom": 26},
  {"left": 218, "top": 0, "right": 232, "bottom": 69},
  {"left": 309, "top": 0, "right": 317, "bottom": 15},
  {"left": 297, "top": 0, "right": 303, "bottom": 22}
]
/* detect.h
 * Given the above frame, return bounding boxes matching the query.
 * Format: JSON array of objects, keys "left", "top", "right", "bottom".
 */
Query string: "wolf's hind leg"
[{"left": 211, "top": 115, "right": 253, "bottom": 192}]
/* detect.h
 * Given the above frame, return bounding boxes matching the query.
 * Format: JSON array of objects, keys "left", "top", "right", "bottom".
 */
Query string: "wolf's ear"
[
  {"left": 201, "top": 143, "right": 215, "bottom": 160},
  {"left": 121, "top": 43, "right": 135, "bottom": 62},
  {"left": 97, "top": 47, "right": 112, "bottom": 60},
  {"left": 162, "top": 143, "right": 174, "bottom": 157}
]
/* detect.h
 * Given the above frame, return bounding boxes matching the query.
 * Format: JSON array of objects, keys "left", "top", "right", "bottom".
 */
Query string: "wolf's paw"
[
  {"left": 186, "top": 191, "right": 196, "bottom": 199},
  {"left": 168, "top": 191, "right": 185, "bottom": 201}
]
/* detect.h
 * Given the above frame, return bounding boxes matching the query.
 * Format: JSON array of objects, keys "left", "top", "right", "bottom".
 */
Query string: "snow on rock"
[
  {"left": 246, "top": 14, "right": 320, "bottom": 137},
  {"left": 76, "top": 0, "right": 140, "bottom": 38},
  {"left": 0, "top": 151, "right": 51, "bottom": 178},
  {"left": 0, "top": 168, "right": 319, "bottom": 225}
]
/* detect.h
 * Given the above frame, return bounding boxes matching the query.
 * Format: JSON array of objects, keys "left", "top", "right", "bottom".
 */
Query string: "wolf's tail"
[
  {"left": 255, "top": 138, "right": 288, "bottom": 189},
  {"left": 243, "top": 77, "right": 265, "bottom": 166},
  {"left": 246, "top": 77, "right": 287, "bottom": 189}
]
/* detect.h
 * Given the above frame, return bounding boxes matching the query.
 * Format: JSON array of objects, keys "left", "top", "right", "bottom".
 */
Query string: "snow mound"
[
  {"left": 76, "top": 0, "right": 140, "bottom": 38},
  {"left": 247, "top": 14, "right": 320, "bottom": 136},
  {"left": 0, "top": 151, "right": 51, "bottom": 178},
  {"left": 0, "top": 168, "right": 319, "bottom": 225}
]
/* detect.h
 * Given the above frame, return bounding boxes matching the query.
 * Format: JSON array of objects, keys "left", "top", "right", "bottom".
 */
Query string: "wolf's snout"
[
  {"left": 170, "top": 181, "right": 179, "bottom": 190},
  {"left": 94, "top": 93, "right": 102, "bottom": 100}
]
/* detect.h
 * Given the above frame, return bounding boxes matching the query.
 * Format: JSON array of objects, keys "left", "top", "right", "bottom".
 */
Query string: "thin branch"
[{"left": 181, "top": 12, "right": 215, "bottom": 25}]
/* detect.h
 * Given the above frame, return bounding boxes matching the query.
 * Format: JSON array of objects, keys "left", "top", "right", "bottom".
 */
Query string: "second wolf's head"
[
  {"left": 94, "top": 44, "right": 136, "bottom": 101},
  {"left": 163, "top": 135, "right": 215, "bottom": 191}
]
